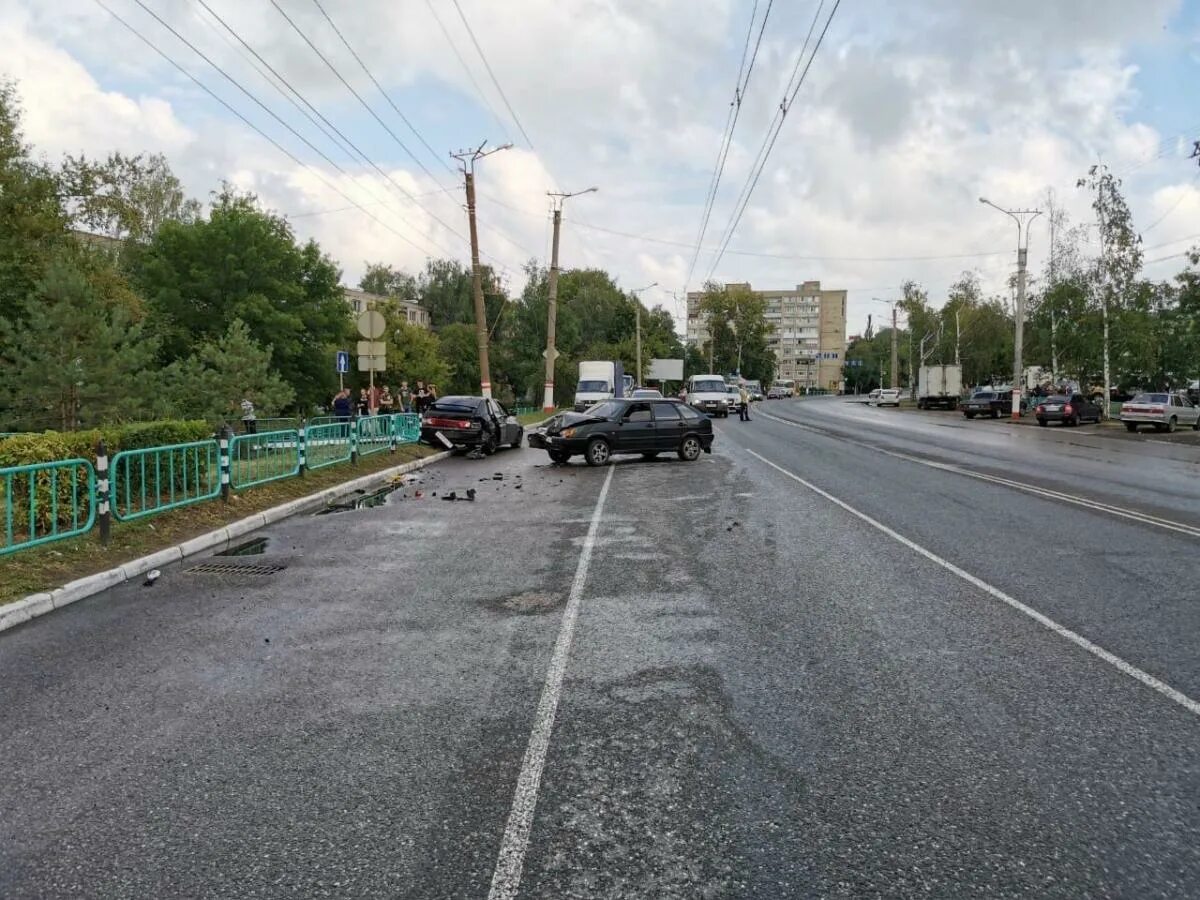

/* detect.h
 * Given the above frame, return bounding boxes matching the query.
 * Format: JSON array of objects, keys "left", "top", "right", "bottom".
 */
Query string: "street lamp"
[
  {"left": 870, "top": 296, "right": 903, "bottom": 392},
  {"left": 542, "top": 187, "right": 599, "bottom": 412},
  {"left": 630, "top": 281, "right": 658, "bottom": 386},
  {"left": 979, "top": 196, "right": 1042, "bottom": 420}
]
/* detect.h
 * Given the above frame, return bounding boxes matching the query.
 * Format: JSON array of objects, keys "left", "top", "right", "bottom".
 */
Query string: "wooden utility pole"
[{"left": 452, "top": 142, "right": 511, "bottom": 399}]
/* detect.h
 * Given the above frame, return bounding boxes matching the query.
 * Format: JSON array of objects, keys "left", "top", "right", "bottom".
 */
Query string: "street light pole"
[
  {"left": 630, "top": 281, "right": 658, "bottom": 386},
  {"left": 542, "top": 187, "right": 598, "bottom": 413},
  {"left": 979, "top": 197, "right": 1042, "bottom": 420}
]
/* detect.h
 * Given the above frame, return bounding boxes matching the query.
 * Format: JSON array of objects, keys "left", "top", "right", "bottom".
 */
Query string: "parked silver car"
[{"left": 1120, "top": 392, "right": 1200, "bottom": 433}]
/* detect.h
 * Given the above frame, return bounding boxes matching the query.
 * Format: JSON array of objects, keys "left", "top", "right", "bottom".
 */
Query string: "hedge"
[{"left": 0, "top": 420, "right": 214, "bottom": 468}]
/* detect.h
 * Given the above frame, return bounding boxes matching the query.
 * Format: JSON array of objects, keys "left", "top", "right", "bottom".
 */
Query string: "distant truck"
[
  {"left": 574, "top": 360, "right": 627, "bottom": 411},
  {"left": 917, "top": 364, "right": 963, "bottom": 410}
]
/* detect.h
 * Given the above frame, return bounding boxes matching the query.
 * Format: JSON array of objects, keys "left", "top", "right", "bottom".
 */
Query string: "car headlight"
[{"left": 561, "top": 427, "right": 577, "bottom": 438}]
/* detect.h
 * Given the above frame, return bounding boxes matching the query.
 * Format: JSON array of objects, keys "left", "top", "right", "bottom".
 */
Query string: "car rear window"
[
  {"left": 428, "top": 399, "right": 479, "bottom": 415},
  {"left": 678, "top": 404, "right": 704, "bottom": 422},
  {"left": 652, "top": 403, "right": 681, "bottom": 420},
  {"left": 1131, "top": 393, "right": 1168, "bottom": 404},
  {"left": 972, "top": 392, "right": 995, "bottom": 400}
]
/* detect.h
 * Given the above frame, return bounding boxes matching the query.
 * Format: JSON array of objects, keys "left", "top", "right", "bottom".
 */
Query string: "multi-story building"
[
  {"left": 686, "top": 280, "right": 847, "bottom": 391},
  {"left": 342, "top": 287, "right": 431, "bottom": 329}
]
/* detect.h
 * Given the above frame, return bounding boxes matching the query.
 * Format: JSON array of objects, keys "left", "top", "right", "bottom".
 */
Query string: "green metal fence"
[
  {"left": 230, "top": 429, "right": 300, "bottom": 489},
  {"left": 394, "top": 413, "right": 420, "bottom": 443},
  {"left": 1, "top": 459, "right": 96, "bottom": 556},
  {"left": 305, "top": 422, "right": 353, "bottom": 470},
  {"left": 110, "top": 440, "right": 221, "bottom": 522},
  {"left": 357, "top": 415, "right": 393, "bottom": 457}
]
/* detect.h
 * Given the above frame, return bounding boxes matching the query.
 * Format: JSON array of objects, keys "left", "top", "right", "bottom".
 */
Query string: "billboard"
[{"left": 647, "top": 358, "right": 684, "bottom": 381}]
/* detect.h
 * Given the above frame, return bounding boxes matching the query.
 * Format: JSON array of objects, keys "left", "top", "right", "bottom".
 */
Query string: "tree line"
[
  {"left": 845, "top": 171, "right": 1199, "bottom": 395},
  {"left": 0, "top": 80, "right": 683, "bottom": 432}
]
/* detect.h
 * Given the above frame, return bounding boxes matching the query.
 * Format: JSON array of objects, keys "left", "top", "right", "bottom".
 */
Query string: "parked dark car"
[
  {"left": 1035, "top": 393, "right": 1103, "bottom": 427},
  {"left": 420, "top": 396, "right": 523, "bottom": 454},
  {"left": 962, "top": 390, "right": 1026, "bottom": 419},
  {"left": 528, "top": 398, "right": 714, "bottom": 466}
]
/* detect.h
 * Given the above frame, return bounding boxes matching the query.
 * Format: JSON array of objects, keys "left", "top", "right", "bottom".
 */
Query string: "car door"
[
  {"left": 651, "top": 401, "right": 686, "bottom": 450},
  {"left": 490, "top": 400, "right": 516, "bottom": 445},
  {"left": 1181, "top": 396, "right": 1200, "bottom": 426},
  {"left": 616, "top": 402, "right": 655, "bottom": 451}
]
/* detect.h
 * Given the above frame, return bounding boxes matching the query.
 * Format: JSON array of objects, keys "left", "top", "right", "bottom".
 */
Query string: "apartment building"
[
  {"left": 686, "top": 280, "right": 847, "bottom": 391},
  {"left": 343, "top": 287, "right": 431, "bottom": 329}
]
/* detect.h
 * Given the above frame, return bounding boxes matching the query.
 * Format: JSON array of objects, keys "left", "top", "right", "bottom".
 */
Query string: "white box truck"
[
  {"left": 917, "top": 364, "right": 963, "bottom": 410},
  {"left": 574, "top": 361, "right": 627, "bottom": 411}
]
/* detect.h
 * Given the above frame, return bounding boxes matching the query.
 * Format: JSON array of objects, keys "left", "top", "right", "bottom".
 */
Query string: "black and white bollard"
[
  {"left": 219, "top": 425, "right": 232, "bottom": 501},
  {"left": 96, "top": 438, "right": 111, "bottom": 546}
]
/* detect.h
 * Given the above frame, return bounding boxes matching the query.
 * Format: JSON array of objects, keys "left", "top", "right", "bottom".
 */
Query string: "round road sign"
[{"left": 356, "top": 309, "right": 386, "bottom": 339}]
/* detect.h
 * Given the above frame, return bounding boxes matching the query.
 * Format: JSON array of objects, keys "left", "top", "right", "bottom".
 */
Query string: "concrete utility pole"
[
  {"left": 979, "top": 197, "right": 1042, "bottom": 420},
  {"left": 891, "top": 305, "right": 899, "bottom": 389},
  {"left": 954, "top": 308, "right": 961, "bottom": 366},
  {"left": 452, "top": 142, "right": 511, "bottom": 399},
  {"left": 543, "top": 187, "right": 598, "bottom": 412},
  {"left": 1047, "top": 199, "right": 1060, "bottom": 377},
  {"left": 630, "top": 282, "right": 658, "bottom": 386}
]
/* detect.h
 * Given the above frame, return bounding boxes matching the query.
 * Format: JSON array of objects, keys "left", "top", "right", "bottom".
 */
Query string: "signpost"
[{"left": 355, "top": 310, "right": 387, "bottom": 403}]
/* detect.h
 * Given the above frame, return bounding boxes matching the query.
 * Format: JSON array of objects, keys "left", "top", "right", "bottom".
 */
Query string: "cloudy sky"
[{"left": 3, "top": 0, "right": 1199, "bottom": 337}]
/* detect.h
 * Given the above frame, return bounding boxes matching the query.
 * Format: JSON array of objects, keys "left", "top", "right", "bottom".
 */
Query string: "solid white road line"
[
  {"left": 745, "top": 448, "right": 1200, "bottom": 719},
  {"left": 488, "top": 465, "right": 616, "bottom": 900},
  {"left": 758, "top": 411, "right": 1200, "bottom": 540}
]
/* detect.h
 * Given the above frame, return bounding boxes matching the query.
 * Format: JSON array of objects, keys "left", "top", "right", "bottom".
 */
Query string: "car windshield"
[
  {"left": 1044, "top": 395, "right": 1070, "bottom": 403},
  {"left": 692, "top": 380, "right": 725, "bottom": 393},
  {"left": 1131, "top": 393, "right": 1168, "bottom": 404},
  {"left": 631, "top": 390, "right": 661, "bottom": 398},
  {"left": 579, "top": 400, "right": 622, "bottom": 419},
  {"left": 576, "top": 380, "right": 610, "bottom": 392}
]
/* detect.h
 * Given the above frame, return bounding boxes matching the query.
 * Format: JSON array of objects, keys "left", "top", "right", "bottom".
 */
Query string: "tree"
[
  {"left": 157, "top": 319, "right": 294, "bottom": 423},
  {"left": 382, "top": 316, "right": 449, "bottom": 389},
  {"left": 696, "top": 281, "right": 774, "bottom": 383},
  {"left": 0, "top": 257, "right": 157, "bottom": 430},
  {"left": 359, "top": 262, "right": 418, "bottom": 302},
  {"left": 133, "top": 188, "right": 351, "bottom": 411},
  {"left": 438, "top": 323, "right": 481, "bottom": 395},
  {"left": 60, "top": 151, "right": 201, "bottom": 243},
  {"left": 1079, "top": 164, "right": 1143, "bottom": 406}
]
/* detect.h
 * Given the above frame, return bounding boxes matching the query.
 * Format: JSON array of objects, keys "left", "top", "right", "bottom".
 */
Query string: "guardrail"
[
  {"left": 110, "top": 440, "right": 221, "bottom": 522},
  {"left": 356, "top": 415, "right": 393, "bottom": 457},
  {"left": 230, "top": 429, "right": 300, "bottom": 489},
  {"left": 1, "top": 459, "right": 96, "bottom": 556},
  {"left": 395, "top": 413, "right": 420, "bottom": 443}
]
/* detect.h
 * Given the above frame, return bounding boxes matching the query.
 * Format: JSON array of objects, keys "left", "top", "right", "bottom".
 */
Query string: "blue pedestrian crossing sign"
[{"left": 335, "top": 350, "right": 350, "bottom": 373}]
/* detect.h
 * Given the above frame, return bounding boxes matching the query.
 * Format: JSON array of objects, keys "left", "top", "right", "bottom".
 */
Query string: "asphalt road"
[{"left": 3, "top": 397, "right": 1199, "bottom": 899}]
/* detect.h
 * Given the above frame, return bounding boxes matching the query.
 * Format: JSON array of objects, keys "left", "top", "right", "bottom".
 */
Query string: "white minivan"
[{"left": 687, "top": 374, "right": 730, "bottom": 417}]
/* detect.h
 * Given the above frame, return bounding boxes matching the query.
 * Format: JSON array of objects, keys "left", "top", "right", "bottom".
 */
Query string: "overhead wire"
[
  {"left": 309, "top": 0, "right": 457, "bottom": 181},
  {"left": 448, "top": 0, "right": 535, "bottom": 149},
  {"left": 703, "top": 0, "right": 841, "bottom": 283},
  {"left": 1141, "top": 173, "right": 1198, "bottom": 234},
  {"left": 423, "top": 0, "right": 512, "bottom": 143},
  {"left": 124, "top": 0, "right": 456, "bottom": 257},
  {"left": 683, "top": 0, "right": 774, "bottom": 293},
  {"left": 94, "top": 0, "right": 445, "bottom": 259}
]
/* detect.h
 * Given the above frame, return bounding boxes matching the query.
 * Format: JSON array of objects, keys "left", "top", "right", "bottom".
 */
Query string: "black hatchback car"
[
  {"left": 1034, "top": 393, "right": 1103, "bottom": 427},
  {"left": 420, "top": 396, "right": 523, "bottom": 454},
  {"left": 528, "top": 398, "right": 714, "bottom": 466},
  {"left": 962, "top": 390, "right": 1026, "bottom": 418}
]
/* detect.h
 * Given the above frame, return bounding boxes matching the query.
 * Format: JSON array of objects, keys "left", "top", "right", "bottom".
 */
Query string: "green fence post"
[
  {"left": 298, "top": 418, "right": 307, "bottom": 476},
  {"left": 96, "top": 438, "right": 111, "bottom": 546},
  {"left": 219, "top": 425, "right": 232, "bottom": 501}
]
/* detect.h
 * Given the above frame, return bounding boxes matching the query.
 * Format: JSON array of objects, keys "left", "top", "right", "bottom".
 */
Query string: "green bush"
[{"left": 0, "top": 420, "right": 213, "bottom": 467}]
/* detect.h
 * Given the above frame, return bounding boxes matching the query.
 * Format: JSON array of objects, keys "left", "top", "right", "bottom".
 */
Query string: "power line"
[
  {"left": 684, "top": 0, "right": 775, "bottom": 293},
  {"left": 448, "top": 0, "right": 535, "bottom": 149},
  {"left": 1142, "top": 174, "right": 1198, "bottom": 234},
  {"left": 703, "top": 0, "right": 841, "bottom": 283},
  {"left": 125, "top": 0, "right": 456, "bottom": 257},
  {"left": 423, "top": 0, "right": 512, "bottom": 143},
  {"left": 309, "top": 0, "right": 456, "bottom": 181},
  {"left": 94, "top": 0, "right": 443, "bottom": 260}
]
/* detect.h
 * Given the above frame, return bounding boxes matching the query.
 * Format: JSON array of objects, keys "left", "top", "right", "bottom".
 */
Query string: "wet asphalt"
[{"left": 2, "top": 399, "right": 1199, "bottom": 899}]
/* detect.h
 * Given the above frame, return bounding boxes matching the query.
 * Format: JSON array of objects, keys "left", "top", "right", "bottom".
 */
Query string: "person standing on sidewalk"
[
  {"left": 240, "top": 398, "right": 258, "bottom": 434},
  {"left": 739, "top": 384, "right": 751, "bottom": 421}
]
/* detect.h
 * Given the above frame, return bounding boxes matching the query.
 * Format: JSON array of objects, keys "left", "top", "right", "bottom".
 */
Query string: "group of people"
[{"left": 330, "top": 381, "right": 440, "bottom": 420}]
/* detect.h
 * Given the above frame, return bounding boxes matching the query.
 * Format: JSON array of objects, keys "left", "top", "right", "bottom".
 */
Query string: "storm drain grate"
[{"left": 185, "top": 562, "right": 287, "bottom": 577}]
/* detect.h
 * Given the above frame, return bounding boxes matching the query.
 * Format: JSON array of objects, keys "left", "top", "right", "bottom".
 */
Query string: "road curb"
[{"left": 0, "top": 450, "right": 452, "bottom": 636}]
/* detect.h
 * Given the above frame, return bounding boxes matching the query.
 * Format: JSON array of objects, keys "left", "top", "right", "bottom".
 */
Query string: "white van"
[{"left": 687, "top": 374, "right": 730, "bottom": 417}]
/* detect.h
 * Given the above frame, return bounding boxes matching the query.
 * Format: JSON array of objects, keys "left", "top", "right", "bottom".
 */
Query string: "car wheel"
[
  {"left": 481, "top": 430, "right": 498, "bottom": 455},
  {"left": 513, "top": 427, "right": 524, "bottom": 448},
  {"left": 1071, "top": 414, "right": 1081, "bottom": 427},
  {"left": 548, "top": 449, "right": 571, "bottom": 464},
  {"left": 1193, "top": 417, "right": 1200, "bottom": 431},
  {"left": 1124, "top": 422, "right": 1138, "bottom": 433},
  {"left": 1037, "top": 418, "right": 1047, "bottom": 427},
  {"left": 678, "top": 435, "right": 702, "bottom": 462},
  {"left": 641, "top": 451, "right": 660, "bottom": 460},
  {"left": 1166, "top": 416, "right": 1177, "bottom": 433},
  {"left": 964, "top": 412, "right": 975, "bottom": 419},
  {"left": 991, "top": 409, "right": 999, "bottom": 419},
  {"left": 584, "top": 437, "right": 610, "bottom": 467}
]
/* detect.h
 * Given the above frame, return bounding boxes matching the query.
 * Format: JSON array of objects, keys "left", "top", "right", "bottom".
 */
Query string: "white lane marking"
[
  {"left": 488, "top": 464, "right": 616, "bottom": 900},
  {"left": 745, "top": 448, "right": 1200, "bottom": 718},
  {"left": 758, "top": 411, "right": 1200, "bottom": 540}
]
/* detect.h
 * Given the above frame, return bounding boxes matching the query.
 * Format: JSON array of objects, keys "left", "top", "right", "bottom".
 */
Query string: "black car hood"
[{"left": 546, "top": 411, "right": 608, "bottom": 434}]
